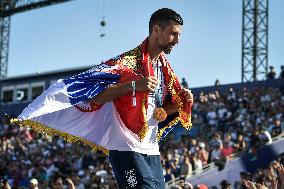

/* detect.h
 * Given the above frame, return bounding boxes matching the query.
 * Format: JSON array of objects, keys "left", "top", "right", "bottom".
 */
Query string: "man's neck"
[{"left": 147, "top": 36, "right": 162, "bottom": 64}]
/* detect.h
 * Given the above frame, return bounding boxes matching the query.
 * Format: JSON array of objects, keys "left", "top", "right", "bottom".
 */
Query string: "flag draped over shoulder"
[{"left": 11, "top": 38, "right": 192, "bottom": 154}]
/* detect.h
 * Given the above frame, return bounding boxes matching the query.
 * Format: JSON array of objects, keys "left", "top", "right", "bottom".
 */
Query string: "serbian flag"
[
  {"left": 11, "top": 63, "right": 123, "bottom": 153},
  {"left": 11, "top": 39, "right": 192, "bottom": 154}
]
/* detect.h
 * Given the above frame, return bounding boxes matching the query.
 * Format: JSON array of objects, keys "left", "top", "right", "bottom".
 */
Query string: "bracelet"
[{"left": 132, "top": 81, "right": 136, "bottom": 107}]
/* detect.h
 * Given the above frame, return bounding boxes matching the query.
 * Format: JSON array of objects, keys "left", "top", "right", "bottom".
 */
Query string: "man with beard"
[
  {"left": 16, "top": 7, "right": 193, "bottom": 189},
  {"left": 91, "top": 8, "right": 193, "bottom": 189}
]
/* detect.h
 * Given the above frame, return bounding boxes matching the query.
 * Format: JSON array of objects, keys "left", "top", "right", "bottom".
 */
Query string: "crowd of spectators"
[
  {"left": 234, "top": 157, "right": 284, "bottom": 189},
  {"left": 167, "top": 155, "right": 284, "bottom": 189},
  {"left": 160, "top": 85, "right": 284, "bottom": 184},
  {"left": 1, "top": 82, "right": 284, "bottom": 188},
  {"left": 0, "top": 122, "right": 117, "bottom": 189}
]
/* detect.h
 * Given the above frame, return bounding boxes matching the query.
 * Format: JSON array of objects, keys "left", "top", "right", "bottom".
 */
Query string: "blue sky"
[{"left": 8, "top": 0, "right": 284, "bottom": 88}]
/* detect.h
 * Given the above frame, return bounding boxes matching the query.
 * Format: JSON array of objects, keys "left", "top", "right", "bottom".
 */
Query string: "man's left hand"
[{"left": 178, "top": 88, "right": 193, "bottom": 104}]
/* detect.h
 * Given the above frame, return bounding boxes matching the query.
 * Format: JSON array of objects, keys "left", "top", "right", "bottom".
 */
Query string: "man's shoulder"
[
  {"left": 105, "top": 45, "right": 142, "bottom": 66},
  {"left": 118, "top": 46, "right": 144, "bottom": 72},
  {"left": 123, "top": 46, "right": 142, "bottom": 62}
]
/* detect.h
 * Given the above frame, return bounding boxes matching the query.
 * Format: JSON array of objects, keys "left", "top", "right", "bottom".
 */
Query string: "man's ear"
[{"left": 152, "top": 25, "right": 160, "bottom": 34}]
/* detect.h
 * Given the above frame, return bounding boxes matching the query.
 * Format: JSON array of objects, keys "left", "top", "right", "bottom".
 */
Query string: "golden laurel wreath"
[{"left": 153, "top": 108, "right": 167, "bottom": 122}]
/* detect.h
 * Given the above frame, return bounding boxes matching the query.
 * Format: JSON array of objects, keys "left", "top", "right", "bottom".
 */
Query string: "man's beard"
[{"left": 159, "top": 43, "right": 175, "bottom": 54}]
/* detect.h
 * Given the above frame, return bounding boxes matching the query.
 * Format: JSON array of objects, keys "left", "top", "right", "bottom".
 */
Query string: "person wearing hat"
[{"left": 29, "top": 178, "right": 39, "bottom": 189}]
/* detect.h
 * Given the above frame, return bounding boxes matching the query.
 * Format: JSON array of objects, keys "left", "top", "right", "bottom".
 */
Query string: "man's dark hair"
[{"left": 149, "top": 8, "right": 183, "bottom": 34}]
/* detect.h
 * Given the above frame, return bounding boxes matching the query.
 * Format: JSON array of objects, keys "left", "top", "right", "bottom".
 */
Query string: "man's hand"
[
  {"left": 178, "top": 88, "right": 193, "bottom": 104},
  {"left": 270, "top": 177, "right": 278, "bottom": 189},
  {"left": 277, "top": 164, "right": 284, "bottom": 184},
  {"left": 90, "top": 76, "right": 158, "bottom": 104},
  {"left": 3, "top": 182, "right": 11, "bottom": 189},
  {"left": 245, "top": 181, "right": 257, "bottom": 189},
  {"left": 136, "top": 76, "right": 158, "bottom": 92},
  {"left": 245, "top": 181, "right": 269, "bottom": 189},
  {"left": 66, "top": 178, "right": 75, "bottom": 189}
]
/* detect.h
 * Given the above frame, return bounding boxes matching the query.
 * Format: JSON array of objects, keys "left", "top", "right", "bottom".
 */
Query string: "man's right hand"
[
  {"left": 136, "top": 76, "right": 158, "bottom": 93},
  {"left": 90, "top": 76, "right": 158, "bottom": 104}
]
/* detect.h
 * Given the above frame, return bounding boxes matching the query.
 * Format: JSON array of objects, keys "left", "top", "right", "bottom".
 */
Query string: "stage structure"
[
  {"left": 0, "top": 0, "right": 271, "bottom": 82},
  {"left": 242, "top": 0, "right": 269, "bottom": 82},
  {"left": 0, "top": 0, "right": 73, "bottom": 79}
]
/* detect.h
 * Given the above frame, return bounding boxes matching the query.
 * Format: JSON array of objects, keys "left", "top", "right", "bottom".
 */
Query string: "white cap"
[
  {"left": 199, "top": 142, "right": 205, "bottom": 148},
  {"left": 30, "top": 178, "right": 38, "bottom": 185}
]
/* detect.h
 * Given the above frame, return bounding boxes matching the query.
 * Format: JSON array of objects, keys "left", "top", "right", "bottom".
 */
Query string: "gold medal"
[{"left": 153, "top": 108, "right": 167, "bottom": 122}]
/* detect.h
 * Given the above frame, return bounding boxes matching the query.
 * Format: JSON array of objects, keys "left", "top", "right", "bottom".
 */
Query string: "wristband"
[{"left": 132, "top": 81, "right": 136, "bottom": 107}]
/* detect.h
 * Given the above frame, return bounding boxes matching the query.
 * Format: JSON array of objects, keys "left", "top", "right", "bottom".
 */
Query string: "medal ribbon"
[{"left": 154, "top": 61, "right": 163, "bottom": 108}]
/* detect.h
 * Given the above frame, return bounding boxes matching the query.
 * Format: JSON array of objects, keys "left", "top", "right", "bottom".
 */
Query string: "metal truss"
[
  {"left": 0, "top": 16, "right": 10, "bottom": 78},
  {"left": 241, "top": 0, "right": 269, "bottom": 82},
  {"left": 0, "top": 0, "right": 73, "bottom": 78}
]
